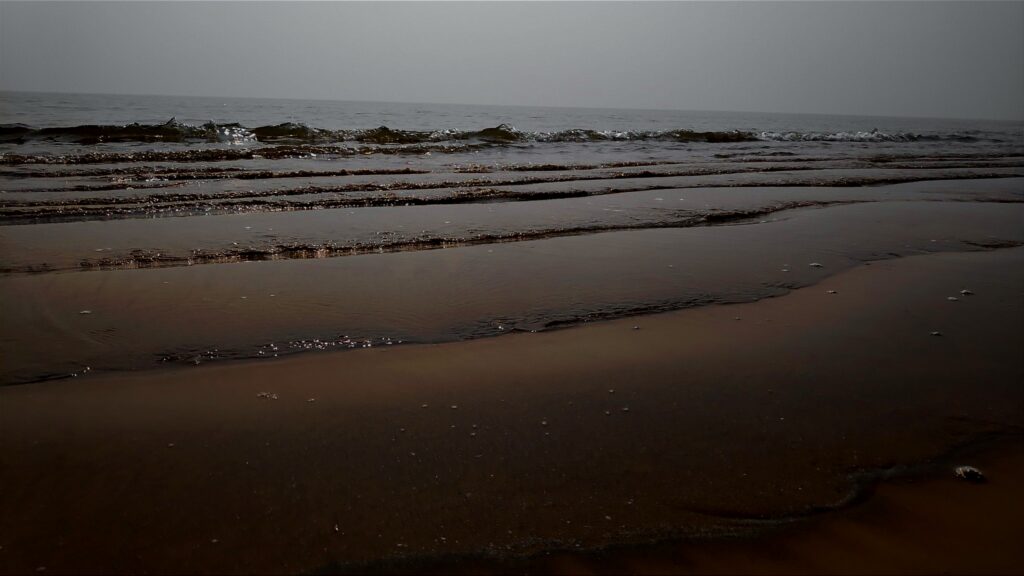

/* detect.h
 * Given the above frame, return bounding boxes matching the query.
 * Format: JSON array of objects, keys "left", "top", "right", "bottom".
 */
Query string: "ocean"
[{"left": 1, "top": 91, "right": 1022, "bottom": 384}]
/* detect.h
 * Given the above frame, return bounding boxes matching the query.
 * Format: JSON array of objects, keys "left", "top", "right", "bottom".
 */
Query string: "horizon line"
[{"left": 1, "top": 88, "right": 1021, "bottom": 124}]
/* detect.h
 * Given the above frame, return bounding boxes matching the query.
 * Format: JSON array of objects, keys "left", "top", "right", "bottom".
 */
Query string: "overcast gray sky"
[{"left": 1, "top": 1, "right": 1022, "bottom": 120}]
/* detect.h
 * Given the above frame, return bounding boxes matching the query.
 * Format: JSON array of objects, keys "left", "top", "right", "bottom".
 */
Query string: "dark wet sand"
[
  {"left": 468, "top": 438, "right": 1024, "bottom": 575},
  {"left": 1, "top": 246, "right": 1022, "bottom": 574}
]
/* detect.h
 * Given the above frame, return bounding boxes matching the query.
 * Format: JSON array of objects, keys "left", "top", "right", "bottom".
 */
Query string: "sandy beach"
[
  {"left": 3, "top": 2, "right": 1023, "bottom": 572},
  {"left": 2, "top": 240, "right": 1022, "bottom": 574},
  {"left": 472, "top": 438, "right": 1024, "bottom": 575}
]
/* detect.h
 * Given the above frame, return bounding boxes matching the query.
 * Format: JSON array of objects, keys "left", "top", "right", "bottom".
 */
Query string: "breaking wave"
[
  {"left": 0, "top": 120, "right": 1007, "bottom": 146},
  {"left": 0, "top": 119, "right": 256, "bottom": 145}
]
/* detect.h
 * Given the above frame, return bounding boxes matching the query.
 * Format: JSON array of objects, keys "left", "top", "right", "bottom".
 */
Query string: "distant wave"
[
  {"left": 757, "top": 130, "right": 985, "bottom": 143},
  {"left": 0, "top": 120, "right": 257, "bottom": 145},
  {"left": 0, "top": 120, "right": 1007, "bottom": 146}
]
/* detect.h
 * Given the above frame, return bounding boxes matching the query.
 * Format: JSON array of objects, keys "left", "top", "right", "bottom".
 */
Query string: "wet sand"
[
  {"left": 471, "top": 438, "right": 1024, "bottom": 575},
  {"left": 1, "top": 246, "right": 1022, "bottom": 574}
]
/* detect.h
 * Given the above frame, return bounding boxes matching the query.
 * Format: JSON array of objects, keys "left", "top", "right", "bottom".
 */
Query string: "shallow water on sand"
[
  {"left": 1, "top": 93, "right": 1023, "bottom": 384},
  {"left": 2, "top": 199, "right": 1022, "bottom": 384}
]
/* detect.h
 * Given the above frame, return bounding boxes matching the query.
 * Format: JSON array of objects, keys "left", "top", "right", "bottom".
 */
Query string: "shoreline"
[
  {"left": 331, "top": 433, "right": 1024, "bottom": 574},
  {"left": 4, "top": 198, "right": 1023, "bottom": 386},
  {"left": 2, "top": 245, "right": 1022, "bottom": 573},
  {"left": 4, "top": 177, "right": 1023, "bottom": 275}
]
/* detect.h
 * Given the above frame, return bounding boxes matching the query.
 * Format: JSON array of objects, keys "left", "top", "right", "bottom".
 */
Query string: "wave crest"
[{"left": 0, "top": 121, "right": 1006, "bottom": 146}]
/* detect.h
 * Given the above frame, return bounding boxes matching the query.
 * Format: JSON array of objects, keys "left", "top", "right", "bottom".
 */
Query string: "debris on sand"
[
  {"left": 256, "top": 392, "right": 279, "bottom": 400},
  {"left": 954, "top": 465, "right": 986, "bottom": 483}
]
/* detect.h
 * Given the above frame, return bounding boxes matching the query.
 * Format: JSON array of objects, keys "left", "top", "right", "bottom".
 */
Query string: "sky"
[{"left": 1, "top": 1, "right": 1022, "bottom": 120}]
